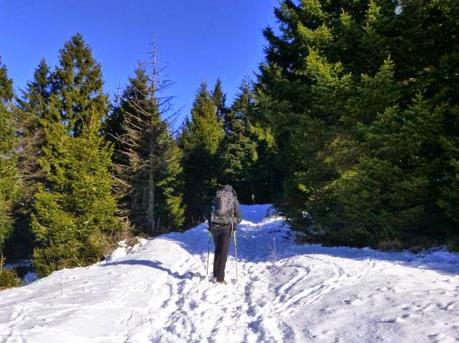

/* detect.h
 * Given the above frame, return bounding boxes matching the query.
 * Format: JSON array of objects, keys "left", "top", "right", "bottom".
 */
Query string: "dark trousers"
[{"left": 211, "top": 224, "right": 232, "bottom": 282}]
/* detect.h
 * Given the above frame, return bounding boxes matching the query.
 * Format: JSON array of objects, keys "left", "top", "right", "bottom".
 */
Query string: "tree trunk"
[{"left": 147, "top": 152, "right": 155, "bottom": 235}]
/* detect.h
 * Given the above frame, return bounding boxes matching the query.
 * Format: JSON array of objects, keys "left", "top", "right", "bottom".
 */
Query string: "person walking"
[{"left": 207, "top": 185, "right": 241, "bottom": 284}]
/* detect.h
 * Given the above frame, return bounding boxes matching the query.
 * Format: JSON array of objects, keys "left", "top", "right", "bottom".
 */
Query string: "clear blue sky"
[{"left": 0, "top": 0, "right": 278, "bottom": 125}]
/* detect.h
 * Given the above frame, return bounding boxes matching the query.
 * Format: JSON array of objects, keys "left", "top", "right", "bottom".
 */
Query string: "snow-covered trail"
[{"left": 1, "top": 205, "right": 459, "bottom": 343}]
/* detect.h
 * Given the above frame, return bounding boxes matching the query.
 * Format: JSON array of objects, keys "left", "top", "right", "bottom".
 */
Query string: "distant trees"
[
  {"left": 218, "top": 81, "right": 265, "bottom": 203},
  {"left": 179, "top": 79, "right": 279, "bottom": 222},
  {"left": 180, "top": 82, "right": 224, "bottom": 225}
]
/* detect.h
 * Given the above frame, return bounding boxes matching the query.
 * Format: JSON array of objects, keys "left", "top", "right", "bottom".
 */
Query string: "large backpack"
[{"left": 210, "top": 188, "right": 235, "bottom": 226}]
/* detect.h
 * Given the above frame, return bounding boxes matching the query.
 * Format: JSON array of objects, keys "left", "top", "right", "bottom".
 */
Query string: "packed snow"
[{"left": 1, "top": 204, "right": 458, "bottom": 342}]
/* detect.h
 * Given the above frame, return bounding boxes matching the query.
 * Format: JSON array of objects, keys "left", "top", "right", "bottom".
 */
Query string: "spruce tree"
[
  {"left": 52, "top": 33, "right": 108, "bottom": 137},
  {"left": 211, "top": 78, "right": 227, "bottom": 121},
  {"left": 32, "top": 34, "right": 121, "bottom": 276},
  {"left": 4, "top": 59, "right": 52, "bottom": 261},
  {"left": 180, "top": 82, "right": 224, "bottom": 225},
  {"left": 0, "top": 59, "right": 19, "bottom": 254},
  {"left": 16, "top": 59, "right": 51, "bottom": 189},
  {"left": 256, "top": 0, "right": 459, "bottom": 248},
  {"left": 218, "top": 81, "right": 257, "bottom": 202},
  {"left": 108, "top": 60, "right": 184, "bottom": 234}
]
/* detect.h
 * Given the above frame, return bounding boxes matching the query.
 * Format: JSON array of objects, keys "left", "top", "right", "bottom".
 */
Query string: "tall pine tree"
[
  {"left": 32, "top": 34, "right": 121, "bottom": 276},
  {"left": 4, "top": 59, "right": 52, "bottom": 262},
  {"left": 107, "top": 59, "right": 184, "bottom": 235},
  {"left": 218, "top": 81, "right": 257, "bottom": 202},
  {"left": 211, "top": 78, "right": 228, "bottom": 121},
  {"left": 16, "top": 59, "right": 51, "bottom": 192},
  {"left": 0, "top": 59, "right": 19, "bottom": 256},
  {"left": 52, "top": 33, "right": 108, "bottom": 137},
  {"left": 180, "top": 82, "right": 224, "bottom": 225}
]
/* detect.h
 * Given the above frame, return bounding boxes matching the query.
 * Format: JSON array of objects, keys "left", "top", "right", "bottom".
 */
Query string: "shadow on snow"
[
  {"left": 156, "top": 204, "right": 459, "bottom": 276},
  {"left": 101, "top": 259, "right": 201, "bottom": 280}
]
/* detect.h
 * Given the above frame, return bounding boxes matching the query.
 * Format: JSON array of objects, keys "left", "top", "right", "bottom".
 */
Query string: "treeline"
[
  {"left": 0, "top": 34, "right": 275, "bottom": 287},
  {"left": 253, "top": 0, "right": 459, "bottom": 250}
]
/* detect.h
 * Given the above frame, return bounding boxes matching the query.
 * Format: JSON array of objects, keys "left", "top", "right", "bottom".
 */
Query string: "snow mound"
[
  {"left": 1, "top": 204, "right": 458, "bottom": 342},
  {"left": 104, "top": 238, "right": 149, "bottom": 262}
]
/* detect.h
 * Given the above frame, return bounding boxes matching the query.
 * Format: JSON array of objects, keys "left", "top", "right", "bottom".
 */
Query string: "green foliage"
[
  {"left": 247, "top": 131, "right": 282, "bottom": 203},
  {"left": 437, "top": 106, "right": 459, "bottom": 230},
  {"left": 0, "top": 59, "right": 19, "bottom": 253},
  {"left": 180, "top": 82, "right": 224, "bottom": 225},
  {"left": 52, "top": 33, "right": 108, "bottom": 137},
  {"left": 256, "top": 0, "right": 459, "bottom": 249},
  {"left": 218, "top": 81, "right": 258, "bottom": 202},
  {"left": 211, "top": 78, "right": 227, "bottom": 121},
  {"left": 5, "top": 59, "right": 52, "bottom": 261},
  {"left": 32, "top": 126, "right": 120, "bottom": 276},
  {"left": 0, "top": 264, "right": 21, "bottom": 289},
  {"left": 31, "top": 35, "right": 121, "bottom": 276},
  {"left": 107, "top": 63, "right": 184, "bottom": 234}
]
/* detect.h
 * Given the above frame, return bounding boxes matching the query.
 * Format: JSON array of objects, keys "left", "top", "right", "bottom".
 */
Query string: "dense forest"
[{"left": 0, "top": 0, "right": 458, "bottom": 288}]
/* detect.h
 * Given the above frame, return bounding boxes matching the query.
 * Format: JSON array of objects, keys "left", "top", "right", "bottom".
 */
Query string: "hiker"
[{"left": 208, "top": 184, "right": 241, "bottom": 284}]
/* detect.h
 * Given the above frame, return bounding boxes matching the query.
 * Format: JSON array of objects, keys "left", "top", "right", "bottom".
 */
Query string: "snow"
[
  {"left": 22, "top": 272, "right": 38, "bottom": 285},
  {"left": 1, "top": 204, "right": 458, "bottom": 342}
]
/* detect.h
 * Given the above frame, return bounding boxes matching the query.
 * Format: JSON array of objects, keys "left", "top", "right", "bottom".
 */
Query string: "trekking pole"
[
  {"left": 232, "top": 222, "right": 238, "bottom": 281},
  {"left": 206, "top": 230, "right": 211, "bottom": 277}
]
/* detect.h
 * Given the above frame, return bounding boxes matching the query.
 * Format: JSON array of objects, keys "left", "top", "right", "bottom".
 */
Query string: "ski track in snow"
[{"left": 1, "top": 204, "right": 459, "bottom": 343}]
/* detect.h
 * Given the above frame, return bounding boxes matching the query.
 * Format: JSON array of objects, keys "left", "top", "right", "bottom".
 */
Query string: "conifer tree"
[
  {"left": 108, "top": 59, "right": 184, "bottom": 234},
  {"left": 218, "top": 81, "right": 257, "bottom": 202},
  {"left": 16, "top": 59, "right": 51, "bottom": 190},
  {"left": 211, "top": 78, "right": 227, "bottom": 121},
  {"left": 0, "top": 59, "right": 19, "bottom": 255},
  {"left": 180, "top": 82, "right": 224, "bottom": 225},
  {"left": 32, "top": 35, "right": 121, "bottom": 276},
  {"left": 0, "top": 59, "right": 21, "bottom": 288},
  {"left": 52, "top": 33, "right": 108, "bottom": 137},
  {"left": 4, "top": 59, "right": 52, "bottom": 261},
  {"left": 256, "top": 0, "right": 459, "bottom": 248}
]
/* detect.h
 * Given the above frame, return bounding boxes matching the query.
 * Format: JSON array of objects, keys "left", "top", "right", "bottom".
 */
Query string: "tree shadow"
[
  {"left": 160, "top": 218, "right": 459, "bottom": 276},
  {"left": 103, "top": 205, "right": 458, "bottom": 277},
  {"left": 102, "top": 259, "right": 201, "bottom": 280}
]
